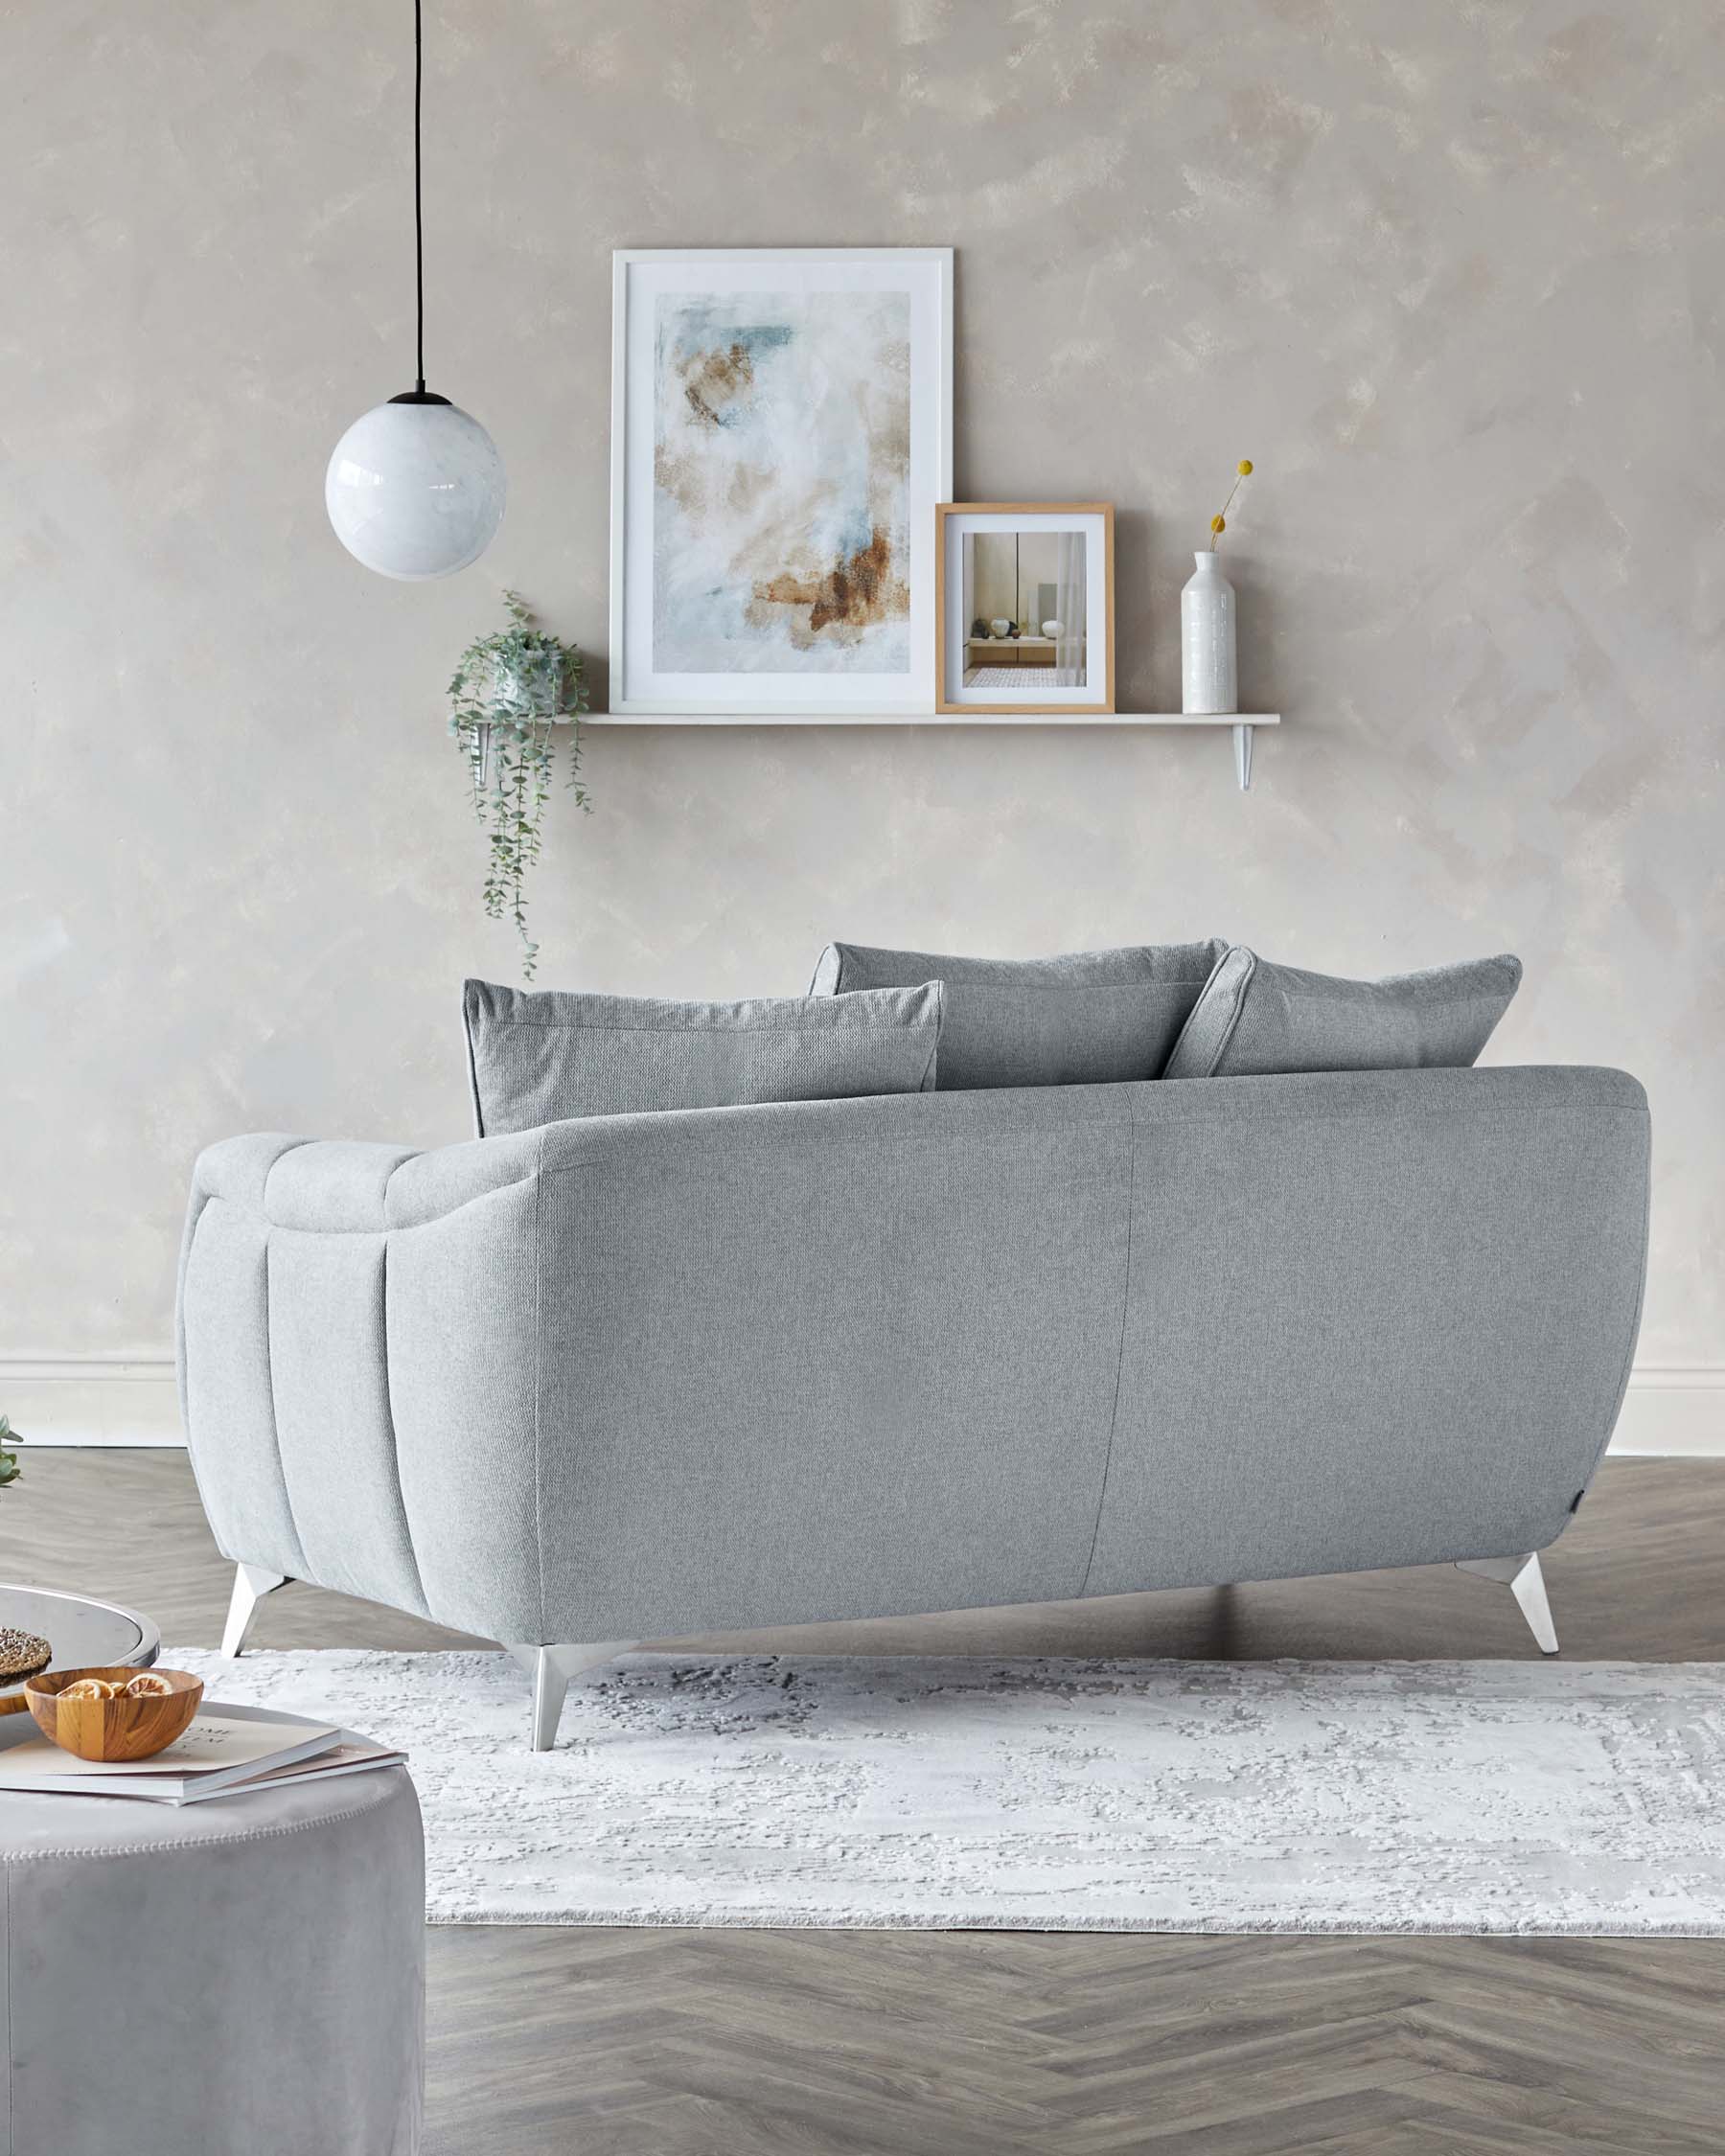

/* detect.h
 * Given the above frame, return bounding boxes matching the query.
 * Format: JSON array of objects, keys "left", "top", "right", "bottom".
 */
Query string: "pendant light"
[{"left": 325, "top": 0, "right": 505, "bottom": 581}]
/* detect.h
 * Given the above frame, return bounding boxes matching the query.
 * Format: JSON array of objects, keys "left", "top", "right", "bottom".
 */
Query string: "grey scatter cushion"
[
  {"left": 464, "top": 979, "right": 943, "bottom": 1135},
  {"left": 1162, "top": 948, "right": 1523, "bottom": 1079},
  {"left": 808, "top": 940, "right": 1227, "bottom": 1089}
]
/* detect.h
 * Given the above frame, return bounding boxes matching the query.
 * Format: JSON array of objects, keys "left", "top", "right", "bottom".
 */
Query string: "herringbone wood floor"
[{"left": 7, "top": 1452, "right": 1724, "bottom": 2152}]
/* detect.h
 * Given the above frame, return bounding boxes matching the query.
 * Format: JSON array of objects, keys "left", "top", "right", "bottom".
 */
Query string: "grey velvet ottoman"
[{"left": 0, "top": 1764, "right": 423, "bottom": 2155}]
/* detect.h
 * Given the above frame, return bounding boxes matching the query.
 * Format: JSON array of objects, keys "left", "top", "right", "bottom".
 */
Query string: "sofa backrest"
[{"left": 179, "top": 1065, "right": 1648, "bottom": 1642}]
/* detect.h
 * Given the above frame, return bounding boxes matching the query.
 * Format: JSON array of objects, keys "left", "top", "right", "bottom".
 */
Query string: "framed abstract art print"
[{"left": 609, "top": 247, "right": 953, "bottom": 719}]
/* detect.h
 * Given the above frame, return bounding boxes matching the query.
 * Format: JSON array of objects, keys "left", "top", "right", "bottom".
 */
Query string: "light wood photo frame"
[{"left": 934, "top": 503, "right": 1115, "bottom": 717}]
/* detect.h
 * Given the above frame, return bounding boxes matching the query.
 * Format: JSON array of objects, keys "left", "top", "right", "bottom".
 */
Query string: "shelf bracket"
[{"left": 1233, "top": 722, "right": 1254, "bottom": 791}]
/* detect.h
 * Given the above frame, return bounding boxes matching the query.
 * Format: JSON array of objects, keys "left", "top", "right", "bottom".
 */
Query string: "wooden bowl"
[{"left": 24, "top": 1665, "right": 203, "bottom": 1762}]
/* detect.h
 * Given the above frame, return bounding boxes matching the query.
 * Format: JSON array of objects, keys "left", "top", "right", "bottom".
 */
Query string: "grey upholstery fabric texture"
[
  {"left": 178, "top": 1065, "right": 1648, "bottom": 1649},
  {"left": 1162, "top": 947, "right": 1523, "bottom": 1079},
  {"left": 0, "top": 1766, "right": 423, "bottom": 2156},
  {"left": 463, "top": 975, "right": 943, "bottom": 1135},
  {"left": 808, "top": 939, "right": 1227, "bottom": 1089}
]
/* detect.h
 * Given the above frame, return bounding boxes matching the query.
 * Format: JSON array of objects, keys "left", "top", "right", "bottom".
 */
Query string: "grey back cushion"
[
  {"left": 464, "top": 978, "right": 943, "bottom": 1135},
  {"left": 809, "top": 940, "right": 1227, "bottom": 1089},
  {"left": 1162, "top": 948, "right": 1522, "bottom": 1079}
]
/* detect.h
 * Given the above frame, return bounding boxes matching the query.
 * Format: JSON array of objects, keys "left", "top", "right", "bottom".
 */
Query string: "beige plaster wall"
[{"left": 2, "top": 0, "right": 1720, "bottom": 1387}]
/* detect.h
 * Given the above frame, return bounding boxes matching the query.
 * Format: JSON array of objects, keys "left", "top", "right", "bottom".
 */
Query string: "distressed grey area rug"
[{"left": 170, "top": 1650, "right": 1725, "bottom": 1934}]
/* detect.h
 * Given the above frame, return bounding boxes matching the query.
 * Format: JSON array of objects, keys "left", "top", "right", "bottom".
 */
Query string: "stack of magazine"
[{"left": 0, "top": 1699, "right": 404, "bottom": 1805}]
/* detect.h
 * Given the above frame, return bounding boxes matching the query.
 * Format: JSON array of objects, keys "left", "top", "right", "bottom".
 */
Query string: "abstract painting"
[
  {"left": 611, "top": 250, "right": 952, "bottom": 718},
  {"left": 654, "top": 291, "right": 910, "bottom": 674}
]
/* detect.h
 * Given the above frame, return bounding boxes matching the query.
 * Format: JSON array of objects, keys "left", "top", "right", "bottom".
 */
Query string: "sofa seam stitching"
[
  {"left": 204, "top": 1176, "right": 539, "bottom": 1235},
  {"left": 259, "top": 1136, "right": 319, "bottom": 1217},
  {"left": 262, "top": 1232, "right": 310, "bottom": 1580},
  {"left": 534, "top": 1127, "right": 547, "bottom": 1643},
  {"left": 1078, "top": 1098, "right": 1137, "bottom": 1598},
  {"left": 528, "top": 1098, "right": 1646, "bottom": 1175},
  {"left": 203, "top": 1094, "right": 1644, "bottom": 1219},
  {"left": 378, "top": 1234, "right": 431, "bottom": 1620}
]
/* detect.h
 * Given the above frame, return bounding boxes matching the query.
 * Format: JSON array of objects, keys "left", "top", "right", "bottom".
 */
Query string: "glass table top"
[{"left": 0, "top": 1584, "right": 160, "bottom": 1686}]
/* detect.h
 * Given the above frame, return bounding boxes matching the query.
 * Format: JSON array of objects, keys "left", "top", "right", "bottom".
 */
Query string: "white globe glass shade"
[{"left": 325, "top": 399, "right": 506, "bottom": 581}]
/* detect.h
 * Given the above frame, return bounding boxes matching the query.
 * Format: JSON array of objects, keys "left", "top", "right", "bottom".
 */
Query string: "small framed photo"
[{"left": 934, "top": 503, "right": 1115, "bottom": 716}]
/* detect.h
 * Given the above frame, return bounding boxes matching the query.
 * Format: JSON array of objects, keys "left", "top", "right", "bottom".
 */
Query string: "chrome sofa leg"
[
  {"left": 221, "top": 1563, "right": 288, "bottom": 1657},
  {"left": 504, "top": 1641, "right": 637, "bottom": 1752},
  {"left": 1456, "top": 1551, "right": 1558, "bottom": 1654}
]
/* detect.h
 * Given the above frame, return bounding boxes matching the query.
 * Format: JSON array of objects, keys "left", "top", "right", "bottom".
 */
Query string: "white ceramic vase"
[{"left": 1181, "top": 551, "right": 1237, "bottom": 715}]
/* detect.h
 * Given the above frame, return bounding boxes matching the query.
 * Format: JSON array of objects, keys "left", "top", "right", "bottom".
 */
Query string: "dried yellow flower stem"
[{"left": 1208, "top": 460, "right": 1255, "bottom": 550}]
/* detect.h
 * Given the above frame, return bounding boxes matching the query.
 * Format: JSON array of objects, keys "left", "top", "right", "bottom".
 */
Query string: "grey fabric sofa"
[{"left": 178, "top": 1064, "right": 1649, "bottom": 1747}]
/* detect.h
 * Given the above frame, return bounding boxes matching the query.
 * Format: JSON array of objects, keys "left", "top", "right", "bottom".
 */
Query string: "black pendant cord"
[
  {"left": 390, "top": 0, "right": 448, "bottom": 404},
  {"left": 413, "top": 0, "right": 425, "bottom": 394}
]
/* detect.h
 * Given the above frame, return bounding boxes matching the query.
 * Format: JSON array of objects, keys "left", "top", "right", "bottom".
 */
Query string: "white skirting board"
[
  {"left": 1, "top": 1358, "right": 1721, "bottom": 1456},
  {"left": 0, "top": 1358, "right": 184, "bottom": 1447},
  {"left": 1608, "top": 1367, "right": 1725, "bottom": 1457}
]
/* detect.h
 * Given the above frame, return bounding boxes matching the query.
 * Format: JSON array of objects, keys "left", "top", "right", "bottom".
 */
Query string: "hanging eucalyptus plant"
[
  {"left": 448, "top": 590, "right": 590, "bottom": 979},
  {"left": 0, "top": 1414, "right": 22, "bottom": 1494}
]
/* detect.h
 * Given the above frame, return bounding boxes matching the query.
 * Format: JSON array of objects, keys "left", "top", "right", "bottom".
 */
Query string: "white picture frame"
[{"left": 609, "top": 247, "right": 954, "bottom": 721}]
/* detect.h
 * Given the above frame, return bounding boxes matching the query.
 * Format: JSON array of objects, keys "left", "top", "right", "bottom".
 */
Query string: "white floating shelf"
[{"left": 584, "top": 713, "right": 1279, "bottom": 790}]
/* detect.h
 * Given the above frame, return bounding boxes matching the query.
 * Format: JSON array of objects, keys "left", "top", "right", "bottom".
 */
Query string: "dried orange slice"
[
  {"left": 58, "top": 1677, "right": 118, "bottom": 1701},
  {"left": 123, "top": 1672, "right": 173, "bottom": 1696}
]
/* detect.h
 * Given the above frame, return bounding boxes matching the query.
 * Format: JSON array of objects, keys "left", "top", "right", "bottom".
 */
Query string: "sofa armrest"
[
  {"left": 178, "top": 1126, "right": 553, "bottom": 1641},
  {"left": 187, "top": 1129, "right": 546, "bottom": 1232}
]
